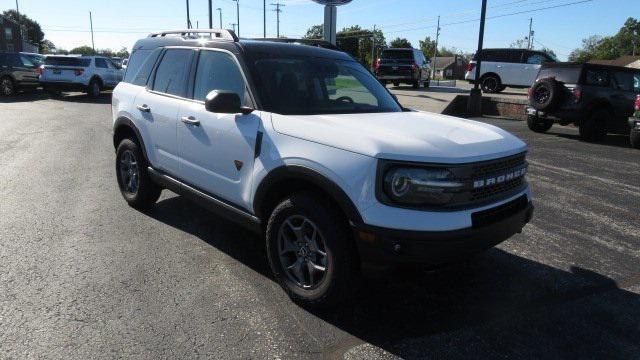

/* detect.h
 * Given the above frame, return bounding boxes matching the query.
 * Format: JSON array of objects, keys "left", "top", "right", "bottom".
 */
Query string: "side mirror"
[{"left": 205, "top": 90, "right": 253, "bottom": 115}]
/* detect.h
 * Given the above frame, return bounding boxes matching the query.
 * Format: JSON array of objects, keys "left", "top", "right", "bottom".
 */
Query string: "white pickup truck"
[{"left": 40, "top": 55, "right": 124, "bottom": 97}]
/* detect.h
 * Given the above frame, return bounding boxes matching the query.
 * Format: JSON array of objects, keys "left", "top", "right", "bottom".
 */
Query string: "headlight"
[{"left": 382, "top": 167, "right": 464, "bottom": 206}]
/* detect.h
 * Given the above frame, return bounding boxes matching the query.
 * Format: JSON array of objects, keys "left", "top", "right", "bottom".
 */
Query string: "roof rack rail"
[{"left": 148, "top": 29, "right": 238, "bottom": 42}]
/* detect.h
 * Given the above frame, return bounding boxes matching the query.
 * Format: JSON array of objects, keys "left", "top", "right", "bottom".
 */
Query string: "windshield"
[
  {"left": 381, "top": 50, "right": 413, "bottom": 60},
  {"left": 45, "top": 57, "right": 91, "bottom": 67},
  {"left": 252, "top": 57, "right": 402, "bottom": 115}
]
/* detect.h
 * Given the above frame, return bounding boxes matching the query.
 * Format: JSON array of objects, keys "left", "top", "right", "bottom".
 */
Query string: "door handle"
[
  {"left": 137, "top": 104, "right": 151, "bottom": 112},
  {"left": 181, "top": 116, "right": 200, "bottom": 126}
]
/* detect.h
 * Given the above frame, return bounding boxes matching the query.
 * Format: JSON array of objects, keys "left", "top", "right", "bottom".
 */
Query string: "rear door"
[
  {"left": 522, "top": 51, "right": 549, "bottom": 87},
  {"left": 610, "top": 70, "right": 637, "bottom": 119},
  {"left": 134, "top": 48, "right": 194, "bottom": 176},
  {"left": 94, "top": 58, "right": 113, "bottom": 86},
  {"left": 499, "top": 49, "right": 525, "bottom": 86}
]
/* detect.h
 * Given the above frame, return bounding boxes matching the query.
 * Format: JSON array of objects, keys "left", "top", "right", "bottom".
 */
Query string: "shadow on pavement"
[
  {"left": 145, "top": 195, "right": 640, "bottom": 359},
  {"left": 0, "top": 90, "right": 111, "bottom": 104},
  {"left": 545, "top": 130, "right": 633, "bottom": 149}
]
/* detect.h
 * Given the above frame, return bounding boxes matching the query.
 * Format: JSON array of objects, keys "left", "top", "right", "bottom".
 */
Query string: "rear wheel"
[
  {"left": 393, "top": 82, "right": 400, "bottom": 87},
  {"left": 579, "top": 109, "right": 609, "bottom": 142},
  {"left": 527, "top": 115, "right": 553, "bottom": 133},
  {"left": 480, "top": 74, "right": 501, "bottom": 93},
  {"left": 412, "top": 80, "right": 419, "bottom": 89},
  {"left": 266, "top": 193, "right": 360, "bottom": 308},
  {"left": 423, "top": 80, "right": 430, "bottom": 88},
  {"left": 0, "top": 76, "right": 15, "bottom": 96},
  {"left": 115, "top": 138, "right": 161, "bottom": 209},
  {"left": 380, "top": 80, "right": 388, "bottom": 86}
]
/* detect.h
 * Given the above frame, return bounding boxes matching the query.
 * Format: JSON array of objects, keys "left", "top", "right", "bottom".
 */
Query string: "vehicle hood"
[{"left": 270, "top": 111, "right": 527, "bottom": 163}]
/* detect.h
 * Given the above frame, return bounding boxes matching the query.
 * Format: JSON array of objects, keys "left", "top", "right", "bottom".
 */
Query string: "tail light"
[
  {"left": 36, "top": 65, "right": 44, "bottom": 76},
  {"left": 374, "top": 58, "right": 381, "bottom": 71},
  {"left": 635, "top": 94, "right": 640, "bottom": 111},
  {"left": 412, "top": 61, "right": 418, "bottom": 70},
  {"left": 572, "top": 86, "right": 582, "bottom": 103},
  {"left": 74, "top": 68, "right": 84, "bottom": 76},
  {"left": 466, "top": 63, "right": 476, "bottom": 72}
]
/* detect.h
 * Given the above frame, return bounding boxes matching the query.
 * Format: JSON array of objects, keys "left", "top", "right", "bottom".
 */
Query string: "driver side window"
[{"left": 193, "top": 50, "right": 248, "bottom": 104}]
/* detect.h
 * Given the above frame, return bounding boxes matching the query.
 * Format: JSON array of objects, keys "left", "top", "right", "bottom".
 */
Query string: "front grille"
[
  {"left": 471, "top": 177, "right": 524, "bottom": 201},
  {"left": 471, "top": 153, "right": 526, "bottom": 179}
]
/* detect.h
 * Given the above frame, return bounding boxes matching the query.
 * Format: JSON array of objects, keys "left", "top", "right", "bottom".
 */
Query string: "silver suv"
[{"left": 39, "top": 55, "right": 124, "bottom": 97}]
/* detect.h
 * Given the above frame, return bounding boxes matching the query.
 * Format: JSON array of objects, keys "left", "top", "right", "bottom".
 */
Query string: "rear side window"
[
  {"left": 477, "top": 49, "right": 522, "bottom": 63},
  {"left": 381, "top": 50, "right": 413, "bottom": 60},
  {"left": 193, "top": 50, "right": 247, "bottom": 103},
  {"left": 537, "top": 67, "right": 581, "bottom": 84},
  {"left": 585, "top": 69, "right": 610, "bottom": 87},
  {"left": 45, "top": 57, "right": 91, "bottom": 67},
  {"left": 612, "top": 71, "right": 633, "bottom": 92},
  {"left": 526, "top": 53, "right": 547, "bottom": 65},
  {"left": 152, "top": 49, "right": 193, "bottom": 97}
]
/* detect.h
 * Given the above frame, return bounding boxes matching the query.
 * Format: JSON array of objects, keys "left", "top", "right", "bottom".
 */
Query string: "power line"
[{"left": 271, "top": 2, "right": 285, "bottom": 38}]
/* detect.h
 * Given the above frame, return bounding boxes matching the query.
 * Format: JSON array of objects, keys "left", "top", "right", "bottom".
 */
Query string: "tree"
[
  {"left": 40, "top": 39, "right": 57, "bottom": 54},
  {"left": 390, "top": 38, "right": 412, "bottom": 48},
  {"left": 568, "top": 18, "right": 640, "bottom": 62},
  {"left": 303, "top": 25, "right": 324, "bottom": 40},
  {"left": 539, "top": 47, "right": 557, "bottom": 59},
  {"left": 114, "top": 47, "right": 130, "bottom": 59},
  {"left": 2, "top": 10, "right": 45, "bottom": 51},
  {"left": 510, "top": 38, "right": 529, "bottom": 49},
  {"left": 419, "top": 36, "right": 436, "bottom": 58},
  {"left": 568, "top": 35, "right": 604, "bottom": 62},
  {"left": 69, "top": 46, "right": 96, "bottom": 56}
]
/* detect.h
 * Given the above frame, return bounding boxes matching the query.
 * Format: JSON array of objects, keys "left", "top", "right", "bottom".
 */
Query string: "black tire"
[
  {"left": 87, "top": 78, "right": 101, "bottom": 97},
  {"left": 496, "top": 85, "right": 506, "bottom": 92},
  {"left": 480, "top": 74, "right": 501, "bottom": 93},
  {"left": 115, "top": 138, "right": 161, "bottom": 209},
  {"left": 266, "top": 192, "right": 360, "bottom": 308},
  {"left": 630, "top": 130, "right": 640, "bottom": 149},
  {"left": 530, "top": 78, "right": 561, "bottom": 111},
  {"left": 380, "top": 80, "right": 388, "bottom": 86},
  {"left": 393, "top": 82, "right": 399, "bottom": 87},
  {"left": 0, "top": 76, "right": 15, "bottom": 96},
  {"left": 423, "top": 80, "right": 430, "bottom": 88},
  {"left": 412, "top": 80, "right": 419, "bottom": 89},
  {"left": 579, "top": 109, "right": 609, "bottom": 142},
  {"left": 527, "top": 115, "right": 553, "bottom": 133}
]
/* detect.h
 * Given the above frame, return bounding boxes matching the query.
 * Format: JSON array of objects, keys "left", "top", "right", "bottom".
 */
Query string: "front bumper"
[
  {"left": 353, "top": 195, "right": 534, "bottom": 265},
  {"left": 628, "top": 116, "right": 640, "bottom": 130},
  {"left": 40, "top": 81, "right": 88, "bottom": 91},
  {"left": 526, "top": 106, "right": 584, "bottom": 124},
  {"left": 377, "top": 75, "right": 416, "bottom": 82}
]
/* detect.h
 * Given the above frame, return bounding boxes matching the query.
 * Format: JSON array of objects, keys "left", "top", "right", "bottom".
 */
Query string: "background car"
[
  {"left": 39, "top": 55, "right": 124, "bottom": 97},
  {"left": 374, "top": 48, "right": 431, "bottom": 89},
  {"left": 465, "top": 48, "right": 557, "bottom": 93},
  {"left": 526, "top": 62, "right": 640, "bottom": 143},
  {"left": 0, "top": 52, "right": 41, "bottom": 96},
  {"left": 629, "top": 94, "right": 640, "bottom": 148}
]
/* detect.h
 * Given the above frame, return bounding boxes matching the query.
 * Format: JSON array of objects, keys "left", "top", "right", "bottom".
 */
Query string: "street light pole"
[
  {"left": 432, "top": 15, "right": 440, "bottom": 81},
  {"left": 185, "top": 0, "right": 192, "bottom": 28},
  {"left": 467, "top": 0, "right": 488, "bottom": 116},
  {"left": 232, "top": 0, "right": 240, "bottom": 36},
  {"left": 217, "top": 8, "right": 223, "bottom": 29},
  {"left": 209, "top": 0, "right": 213, "bottom": 28},
  {"left": 264, "top": 0, "right": 266, "bottom": 38},
  {"left": 89, "top": 11, "right": 95, "bottom": 52}
]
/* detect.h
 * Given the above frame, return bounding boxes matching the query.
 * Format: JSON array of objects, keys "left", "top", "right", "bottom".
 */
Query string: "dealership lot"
[{"left": 1, "top": 93, "right": 639, "bottom": 359}]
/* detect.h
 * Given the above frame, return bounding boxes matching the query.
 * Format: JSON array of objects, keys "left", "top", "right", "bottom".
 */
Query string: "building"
[
  {"left": 589, "top": 55, "right": 640, "bottom": 69},
  {"left": 0, "top": 14, "right": 38, "bottom": 53},
  {"left": 432, "top": 55, "right": 468, "bottom": 79}
]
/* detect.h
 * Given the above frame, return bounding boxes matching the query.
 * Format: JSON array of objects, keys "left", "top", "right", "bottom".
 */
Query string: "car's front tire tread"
[{"left": 115, "top": 138, "right": 161, "bottom": 209}]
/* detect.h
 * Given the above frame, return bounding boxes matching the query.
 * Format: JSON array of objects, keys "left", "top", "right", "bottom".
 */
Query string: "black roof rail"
[{"left": 148, "top": 29, "right": 238, "bottom": 42}]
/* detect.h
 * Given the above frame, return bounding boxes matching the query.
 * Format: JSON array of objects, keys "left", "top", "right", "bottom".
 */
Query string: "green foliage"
[
  {"left": 419, "top": 36, "right": 436, "bottom": 57},
  {"left": 389, "top": 38, "right": 412, "bottom": 48},
  {"left": 569, "top": 18, "right": 640, "bottom": 62},
  {"left": 2, "top": 10, "right": 46, "bottom": 51},
  {"left": 303, "top": 25, "right": 324, "bottom": 40},
  {"left": 69, "top": 46, "right": 96, "bottom": 56}
]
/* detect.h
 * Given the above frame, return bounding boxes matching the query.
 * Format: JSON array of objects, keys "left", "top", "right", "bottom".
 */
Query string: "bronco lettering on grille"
[{"left": 473, "top": 166, "right": 527, "bottom": 189}]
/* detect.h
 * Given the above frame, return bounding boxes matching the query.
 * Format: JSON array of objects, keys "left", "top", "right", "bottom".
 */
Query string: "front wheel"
[
  {"left": 115, "top": 139, "right": 161, "bottom": 209},
  {"left": 0, "top": 76, "right": 15, "bottom": 96},
  {"left": 412, "top": 80, "right": 419, "bottom": 89},
  {"left": 527, "top": 115, "right": 553, "bottom": 133},
  {"left": 266, "top": 193, "right": 360, "bottom": 308},
  {"left": 480, "top": 74, "right": 501, "bottom": 93},
  {"left": 87, "top": 79, "right": 101, "bottom": 97},
  {"left": 579, "top": 110, "right": 608, "bottom": 142}
]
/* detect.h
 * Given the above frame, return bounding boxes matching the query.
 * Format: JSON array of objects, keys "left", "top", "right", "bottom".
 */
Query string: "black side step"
[{"left": 147, "top": 167, "right": 262, "bottom": 234}]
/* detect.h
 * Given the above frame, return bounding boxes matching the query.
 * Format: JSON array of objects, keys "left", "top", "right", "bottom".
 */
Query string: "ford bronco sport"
[
  {"left": 112, "top": 29, "right": 534, "bottom": 307},
  {"left": 526, "top": 62, "right": 640, "bottom": 143}
]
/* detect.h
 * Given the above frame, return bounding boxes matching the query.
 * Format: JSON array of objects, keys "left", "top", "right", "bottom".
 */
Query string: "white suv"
[
  {"left": 40, "top": 55, "right": 124, "bottom": 97},
  {"left": 112, "top": 30, "right": 534, "bottom": 307},
  {"left": 465, "top": 48, "right": 557, "bottom": 93}
]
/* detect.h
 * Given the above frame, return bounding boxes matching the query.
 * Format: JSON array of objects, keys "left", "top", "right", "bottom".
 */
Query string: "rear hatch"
[
  {"left": 41, "top": 56, "right": 91, "bottom": 82},
  {"left": 534, "top": 63, "right": 583, "bottom": 110},
  {"left": 377, "top": 49, "right": 414, "bottom": 77}
]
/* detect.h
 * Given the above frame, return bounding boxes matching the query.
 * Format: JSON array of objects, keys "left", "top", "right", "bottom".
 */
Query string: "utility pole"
[
  {"left": 371, "top": 24, "right": 376, "bottom": 72},
  {"left": 208, "top": 0, "right": 213, "bottom": 28},
  {"left": 527, "top": 18, "right": 533, "bottom": 49},
  {"left": 185, "top": 0, "right": 192, "bottom": 28},
  {"left": 467, "top": 0, "right": 487, "bottom": 115},
  {"left": 230, "top": 23, "right": 237, "bottom": 33},
  {"left": 263, "top": 0, "right": 267, "bottom": 38},
  {"left": 217, "top": 8, "right": 223, "bottom": 29},
  {"left": 271, "top": 3, "right": 284, "bottom": 38},
  {"left": 89, "top": 11, "right": 95, "bottom": 52},
  {"left": 432, "top": 15, "right": 440, "bottom": 81},
  {"left": 232, "top": 0, "right": 240, "bottom": 36}
]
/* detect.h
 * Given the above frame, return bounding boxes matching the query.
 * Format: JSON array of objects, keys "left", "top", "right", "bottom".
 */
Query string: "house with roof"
[
  {"left": 0, "top": 14, "right": 37, "bottom": 53},
  {"left": 432, "top": 55, "right": 468, "bottom": 80}
]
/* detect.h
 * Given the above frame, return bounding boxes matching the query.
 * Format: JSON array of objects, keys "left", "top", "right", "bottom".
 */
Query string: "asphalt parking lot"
[{"left": 1, "top": 91, "right": 639, "bottom": 359}]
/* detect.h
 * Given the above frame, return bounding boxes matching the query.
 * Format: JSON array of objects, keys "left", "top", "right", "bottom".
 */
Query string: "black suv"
[
  {"left": 0, "top": 52, "right": 41, "bottom": 96},
  {"left": 374, "top": 48, "right": 431, "bottom": 89},
  {"left": 526, "top": 63, "right": 640, "bottom": 142}
]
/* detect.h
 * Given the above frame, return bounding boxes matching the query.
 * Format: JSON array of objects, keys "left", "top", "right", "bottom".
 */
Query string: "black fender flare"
[
  {"left": 253, "top": 165, "right": 363, "bottom": 224},
  {"left": 113, "top": 116, "right": 150, "bottom": 163}
]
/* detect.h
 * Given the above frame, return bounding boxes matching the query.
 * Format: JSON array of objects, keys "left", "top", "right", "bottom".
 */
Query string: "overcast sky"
[{"left": 2, "top": 0, "right": 638, "bottom": 60}]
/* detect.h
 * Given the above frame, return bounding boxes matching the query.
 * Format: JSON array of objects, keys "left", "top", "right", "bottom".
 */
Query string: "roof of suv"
[{"left": 132, "top": 32, "right": 353, "bottom": 61}]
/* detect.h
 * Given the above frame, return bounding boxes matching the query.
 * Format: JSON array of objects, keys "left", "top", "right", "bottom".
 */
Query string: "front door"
[{"left": 177, "top": 49, "right": 260, "bottom": 209}]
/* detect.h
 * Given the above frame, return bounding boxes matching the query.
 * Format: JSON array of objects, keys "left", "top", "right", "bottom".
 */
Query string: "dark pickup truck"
[{"left": 526, "top": 63, "right": 640, "bottom": 145}]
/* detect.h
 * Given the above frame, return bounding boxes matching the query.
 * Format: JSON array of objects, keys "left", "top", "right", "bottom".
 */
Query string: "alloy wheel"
[
  {"left": 277, "top": 215, "right": 329, "bottom": 289},
  {"left": 119, "top": 150, "right": 139, "bottom": 194},
  {"left": 1, "top": 78, "right": 14, "bottom": 96}
]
